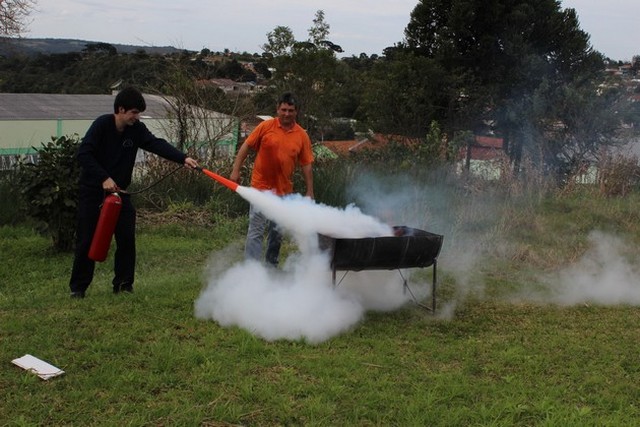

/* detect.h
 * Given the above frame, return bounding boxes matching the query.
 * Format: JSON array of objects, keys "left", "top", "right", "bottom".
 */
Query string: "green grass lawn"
[{"left": 2, "top": 192, "right": 640, "bottom": 426}]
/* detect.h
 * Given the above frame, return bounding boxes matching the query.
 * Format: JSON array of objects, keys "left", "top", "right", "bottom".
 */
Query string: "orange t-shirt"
[{"left": 245, "top": 118, "right": 314, "bottom": 195}]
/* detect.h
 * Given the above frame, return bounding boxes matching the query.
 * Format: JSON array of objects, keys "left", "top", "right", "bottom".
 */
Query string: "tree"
[
  {"left": 308, "top": 10, "right": 330, "bottom": 47},
  {"left": 0, "top": 0, "right": 36, "bottom": 36},
  {"left": 266, "top": 46, "right": 342, "bottom": 129},
  {"left": 262, "top": 26, "right": 295, "bottom": 57},
  {"left": 253, "top": 61, "right": 271, "bottom": 79},
  {"left": 631, "top": 55, "right": 640, "bottom": 77},
  {"left": 260, "top": 13, "right": 354, "bottom": 139},
  {"left": 360, "top": 51, "right": 449, "bottom": 136},
  {"left": 308, "top": 10, "right": 343, "bottom": 53},
  {"left": 150, "top": 57, "right": 256, "bottom": 164},
  {"left": 82, "top": 42, "right": 117, "bottom": 56},
  {"left": 532, "top": 78, "right": 629, "bottom": 183},
  {"left": 400, "top": 0, "right": 609, "bottom": 177}
]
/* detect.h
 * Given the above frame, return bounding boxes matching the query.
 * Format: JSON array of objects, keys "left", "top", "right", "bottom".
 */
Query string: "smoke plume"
[
  {"left": 542, "top": 231, "right": 640, "bottom": 305},
  {"left": 194, "top": 187, "right": 417, "bottom": 343},
  {"left": 195, "top": 168, "right": 639, "bottom": 342}
]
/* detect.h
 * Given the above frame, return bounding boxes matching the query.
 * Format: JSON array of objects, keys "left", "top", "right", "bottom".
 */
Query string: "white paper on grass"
[{"left": 12, "top": 354, "right": 65, "bottom": 380}]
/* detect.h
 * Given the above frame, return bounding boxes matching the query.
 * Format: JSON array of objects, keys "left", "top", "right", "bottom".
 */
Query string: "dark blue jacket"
[{"left": 77, "top": 114, "right": 186, "bottom": 190}]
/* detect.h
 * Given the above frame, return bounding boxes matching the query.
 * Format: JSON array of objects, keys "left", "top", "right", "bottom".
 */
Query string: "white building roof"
[{"left": 0, "top": 93, "right": 172, "bottom": 120}]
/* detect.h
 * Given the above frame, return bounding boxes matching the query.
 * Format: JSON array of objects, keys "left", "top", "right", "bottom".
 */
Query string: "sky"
[{"left": 23, "top": 0, "right": 640, "bottom": 60}]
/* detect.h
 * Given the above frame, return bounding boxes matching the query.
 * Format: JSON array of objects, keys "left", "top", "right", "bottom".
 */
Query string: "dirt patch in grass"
[{"left": 137, "top": 208, "right": 216, "bottom": 228}]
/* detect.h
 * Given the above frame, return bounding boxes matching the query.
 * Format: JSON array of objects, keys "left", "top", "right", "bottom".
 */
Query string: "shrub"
[
  {"left": 0, "top": 168, "right": 25, "bottom": 225},
  {"left": 598, "top": 153, "right": 640, "bottom": 197},
  {"left": 310, "top": 159, "right": 354, "bottom": 207},
  {"left": 16, "top": 135, "right": 80, "bottom": 251}
]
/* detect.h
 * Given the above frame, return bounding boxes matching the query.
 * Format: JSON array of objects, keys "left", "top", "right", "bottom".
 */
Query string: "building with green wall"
[{"left": 0, "top": 93, "right": 238, "bottom": 168}]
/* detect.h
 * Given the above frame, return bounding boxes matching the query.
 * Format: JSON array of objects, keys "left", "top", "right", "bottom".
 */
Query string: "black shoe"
[
  {"left": 70, "top": 291, "right": 85, "bottom": 299},
  {"left": 114, "top": 283, "right": 133, "bottom": 294}
]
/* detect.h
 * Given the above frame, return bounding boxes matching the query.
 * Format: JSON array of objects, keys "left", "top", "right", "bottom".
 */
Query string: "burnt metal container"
[
  {"left": 319, "top": 226, "right": 444, "bottom": 311},
  {"left": 319, "top": 226, "right": 443, "bottom": 271}
]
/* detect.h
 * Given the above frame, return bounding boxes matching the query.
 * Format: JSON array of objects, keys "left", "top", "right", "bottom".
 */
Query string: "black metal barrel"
[
  {"left": 318, "top": 226, "right": 444, "bottom": 311},
  {"left": 319, "top": 226, "right": 443, "bottom": 271}
]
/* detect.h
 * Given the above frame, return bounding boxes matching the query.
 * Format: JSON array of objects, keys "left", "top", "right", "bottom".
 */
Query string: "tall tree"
[
  {"left": 0, "top": 0, "right": 36, "bottom": 36},
  {"left": 308, "top": 10, "right": 343, "bottom": 53},
  {"left": 400, "top": 0, "right": 608, "bottom": 176},
  {"left": 360, "top": 51, "right": 449, "bottom": 136},
  {"left": 262, "top": 26, "right": 295, "bottom": 57},
  {"left": 260, "top": 13, "right": 351, "bottom": 140},
  {"left": 308, "top": 10, "right": 329, "bottom": 46}
]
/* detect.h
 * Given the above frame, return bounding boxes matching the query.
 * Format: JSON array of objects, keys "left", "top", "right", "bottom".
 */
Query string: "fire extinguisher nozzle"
[{"left": 200, "top": 168, "right": 239, "bottom": 192}]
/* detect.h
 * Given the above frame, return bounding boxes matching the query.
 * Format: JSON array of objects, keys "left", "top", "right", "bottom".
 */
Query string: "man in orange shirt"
[{"left": 230, "top": 93, "right": 314, "bottom": 266}]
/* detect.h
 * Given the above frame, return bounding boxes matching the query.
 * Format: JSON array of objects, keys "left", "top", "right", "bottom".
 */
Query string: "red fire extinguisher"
[{"left": 88, "top": 193, "right": 122, "bottom": 262}]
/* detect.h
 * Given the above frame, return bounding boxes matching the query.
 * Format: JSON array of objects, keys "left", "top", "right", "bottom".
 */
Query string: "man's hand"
[
  {"left": 305, "top": 189, "right": 315, "bottom": 200},
  {"left": 102, "top": 177, "right": 120, "bottom": 193},
  {"left": 184, "top": 157, "right": 199, "bottom": 169}
]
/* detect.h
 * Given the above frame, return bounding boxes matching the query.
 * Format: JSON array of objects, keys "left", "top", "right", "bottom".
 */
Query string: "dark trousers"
[{"left": 69, "top": 188, "right": 136, "bottom": 293}]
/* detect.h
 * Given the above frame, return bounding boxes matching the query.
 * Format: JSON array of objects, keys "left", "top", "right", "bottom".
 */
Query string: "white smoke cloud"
[
  {"left": 196, "top": 172, "right": 640, "bottom": 341},
  {"left": 344, "top": 170, "right": 495, "bottom": 315},
  {"left": 340, "top": 170, "right": 640, "bottom": 311},
  {"left": 195, "top": 254, "right": 363, "bottom": 343},
  {"left": 235, "top": 186, "right": 394, "bottom": 239},
  {"left": 194, "top": 186, "right": 420, "bottom": 343},
  {"left": 544, "top": 231, "right": 640, "bottom": 305}
]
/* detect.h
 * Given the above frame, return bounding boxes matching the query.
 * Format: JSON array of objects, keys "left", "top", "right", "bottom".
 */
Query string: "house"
[
  {"left": 457, "top": 135, "right": 507, "bottom": 180},
  {"left": 0, "top": 93, "right": 171, "bottom": 155},
  {"left": 0, "top": 93, "right": 239, "bottom": 169},
  {"left": 240, "top": 115, "right": 272, "bottom": 139},
  {"left": 320, "top": 133, "right": 422, "bottom": 156},
  {"left": 197, "top": 78, "right": 261, "bottom": 95}
]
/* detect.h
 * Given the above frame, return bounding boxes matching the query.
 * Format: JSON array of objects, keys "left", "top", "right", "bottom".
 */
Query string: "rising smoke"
[
  {"left": 194, "top": 186, "right": 419, "bottom": 344},
  {"left": 195, "top": 169, "right": 640, "bottom": 343},
  {"left": 343, "top": 170, "right": 640, "bottom": 311},
  {"left": 540, "top": 231, "right": 640, "bottom": 305}
]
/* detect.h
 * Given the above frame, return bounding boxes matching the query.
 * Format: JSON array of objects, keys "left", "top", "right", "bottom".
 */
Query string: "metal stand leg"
[
  {"left": 331, "top": 267, "right": 349, "bottom": 287},
  {"left": 398, "top": 266, "right": 437, "bottom": 312},
  {"left": 331, "top": 260, "right": 439, "bottom": 313},
  {"left": 432, "top": 259, "right": 437, "bottom": 312}
]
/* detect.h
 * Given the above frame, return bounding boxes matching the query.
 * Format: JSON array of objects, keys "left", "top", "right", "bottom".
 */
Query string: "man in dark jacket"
[{"left": 69, "top": 87, "right": 198, "bottom": 298}]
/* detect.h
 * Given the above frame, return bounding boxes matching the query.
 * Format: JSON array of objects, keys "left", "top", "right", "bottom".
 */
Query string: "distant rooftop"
[{"left": 0, "top": 93, "right": 172, "bottom": 120}]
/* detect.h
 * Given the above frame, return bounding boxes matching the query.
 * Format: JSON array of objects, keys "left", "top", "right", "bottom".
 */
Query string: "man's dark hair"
[
  {"left": 114, "top": 86, "right": 146, "bottom": 113},
  {"left": 277, "top": 92, "right": 298, "bottom": 109}
]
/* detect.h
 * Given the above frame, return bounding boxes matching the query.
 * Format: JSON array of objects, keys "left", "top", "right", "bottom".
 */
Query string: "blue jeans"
[{"left": 244, "top": 204, "right": 282, "bottom": 266}]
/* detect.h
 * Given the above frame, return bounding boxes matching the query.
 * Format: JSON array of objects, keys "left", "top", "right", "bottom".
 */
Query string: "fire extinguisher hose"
[{"left": 122, "top": 164, "right": 184, "bottom": 195}]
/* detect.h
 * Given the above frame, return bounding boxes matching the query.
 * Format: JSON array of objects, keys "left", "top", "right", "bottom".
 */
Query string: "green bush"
[
  {"left": 310, "top": 159, "right": 354, "bottom": 207},
  {"left": 16, "top": 135, "right": 80, "bottom": 251},
  {"left": 0, "top": 168, "right": 25, "bottom": 225}
]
